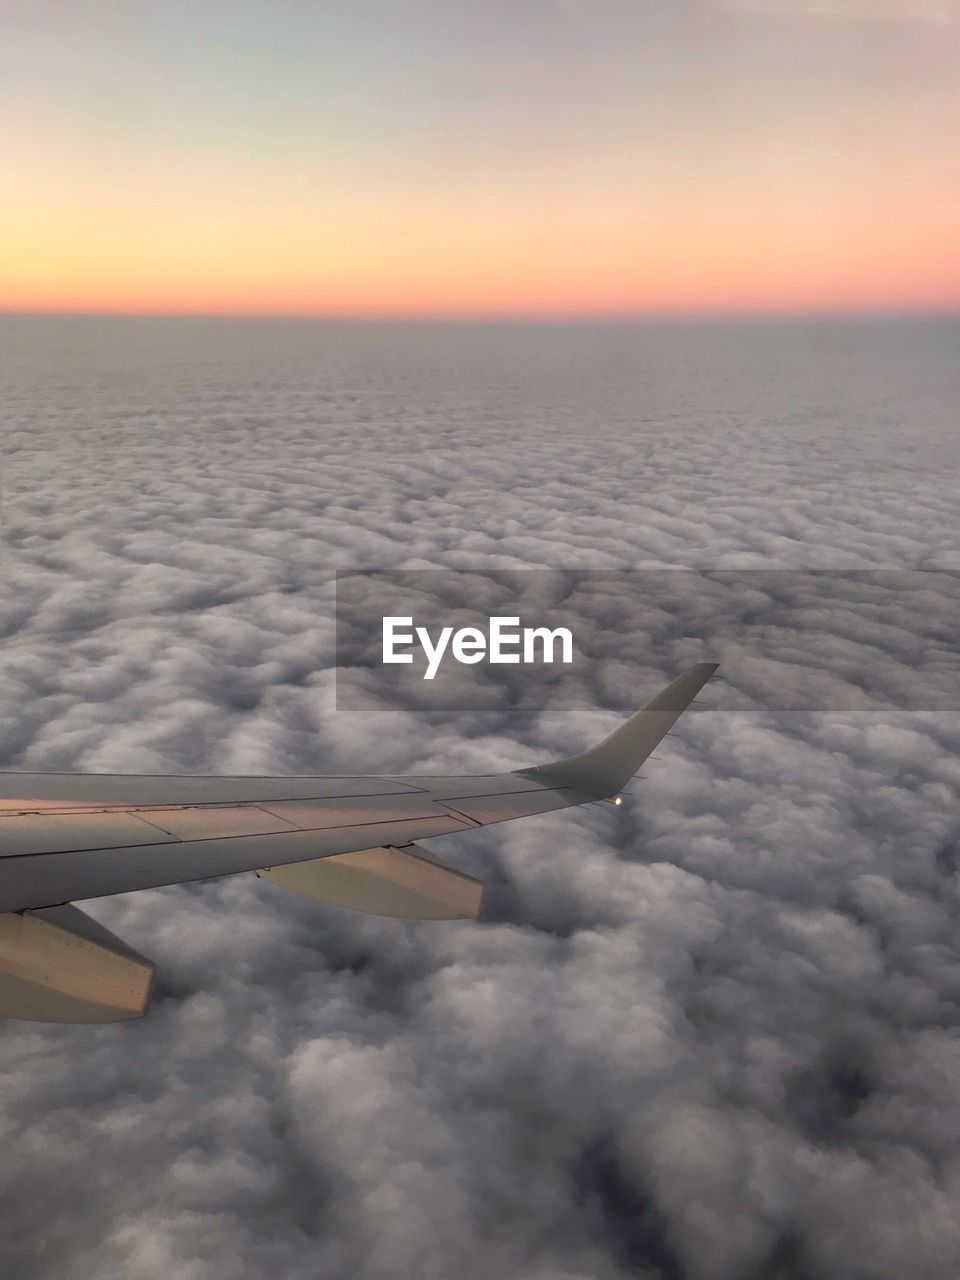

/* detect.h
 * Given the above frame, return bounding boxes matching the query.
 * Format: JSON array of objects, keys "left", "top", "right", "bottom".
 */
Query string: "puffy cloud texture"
[{"left": 1, "top": 314, "right": 959, "bottom": 1280}]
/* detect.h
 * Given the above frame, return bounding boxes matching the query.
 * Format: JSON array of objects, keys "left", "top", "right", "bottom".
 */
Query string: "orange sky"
[{"left": 2, "top": 1, "right": 959, "bottom": 316}]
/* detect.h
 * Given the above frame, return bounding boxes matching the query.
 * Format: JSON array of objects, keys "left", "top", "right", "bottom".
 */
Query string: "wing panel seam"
[{"left": 0, "top": 811, "right": 466, "bottom": 859}]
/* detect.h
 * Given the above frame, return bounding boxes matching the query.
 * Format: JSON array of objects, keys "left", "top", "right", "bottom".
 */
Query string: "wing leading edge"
[{"left": 0, "top": 663, "right": 716, "bottom": 1022}]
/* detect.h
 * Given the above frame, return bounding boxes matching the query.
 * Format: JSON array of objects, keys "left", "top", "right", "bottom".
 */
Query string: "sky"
[{"left": 1, "top": 0, "right": 959, "bottom": 316}]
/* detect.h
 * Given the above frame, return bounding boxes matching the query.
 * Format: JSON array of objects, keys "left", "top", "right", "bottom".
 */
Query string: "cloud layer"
[{"left": 1, "top": 314, "right": 959, "bottom": 1279}]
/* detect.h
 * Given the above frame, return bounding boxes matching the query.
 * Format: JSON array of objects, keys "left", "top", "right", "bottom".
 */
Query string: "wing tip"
[{"left": 523, "top": 661, "right": 719, "bottom": 798}]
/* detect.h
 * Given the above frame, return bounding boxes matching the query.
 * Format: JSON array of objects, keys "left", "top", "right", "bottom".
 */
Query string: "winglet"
[{"left": 521, "top": 663, "right": 718, "bottom": 799}]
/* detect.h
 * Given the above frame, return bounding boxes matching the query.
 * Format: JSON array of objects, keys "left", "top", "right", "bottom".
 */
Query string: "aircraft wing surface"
[{"left": 0, "top": 663, "right": 716, "bottom": 1022}]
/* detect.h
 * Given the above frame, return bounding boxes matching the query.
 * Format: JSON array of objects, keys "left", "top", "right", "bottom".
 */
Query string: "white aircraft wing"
[{"left": 0, "top": 663, "right": 716, "bottom": 1023}]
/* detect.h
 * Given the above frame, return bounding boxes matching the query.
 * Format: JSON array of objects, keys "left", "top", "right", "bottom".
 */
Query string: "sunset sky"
[{"left": 2, "top": 0, "right": 958, "bottom": 316}]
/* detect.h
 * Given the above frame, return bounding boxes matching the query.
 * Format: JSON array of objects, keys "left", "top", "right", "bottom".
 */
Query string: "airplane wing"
[{"left": 0, "top": 663, "right": 716, "bottom": 1023}]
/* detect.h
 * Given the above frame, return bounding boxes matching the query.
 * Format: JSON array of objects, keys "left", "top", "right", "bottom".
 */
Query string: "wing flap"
[
  {"left": 0, "top": 814, "right": 475, "bottom": 914},
  {"left": 0, "top": 811, "right": 178, "bottom": 857},
  {"left": 0, "top": 904, "right": 154, "bottom": 1023},
  {"left": 254, "top": 843, "right": 483, "bottom": 920},
  {"left": 127, "top": 804, "right": 300, "bottom": 840}
]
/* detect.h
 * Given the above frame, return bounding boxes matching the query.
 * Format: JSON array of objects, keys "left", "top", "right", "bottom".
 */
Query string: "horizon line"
[{"left": 2, "top": 303, "right": 959, "bottom": 324}]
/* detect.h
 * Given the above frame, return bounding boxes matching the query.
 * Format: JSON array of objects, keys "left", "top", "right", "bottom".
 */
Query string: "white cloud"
[{"left": 0, "top": 314, "right": 959, "bottom": 1279}]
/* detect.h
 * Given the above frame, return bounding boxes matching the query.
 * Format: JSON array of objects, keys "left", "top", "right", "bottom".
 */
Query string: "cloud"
[{"left": 0, "top": 313, "right": 959, "bottom": 1279}]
